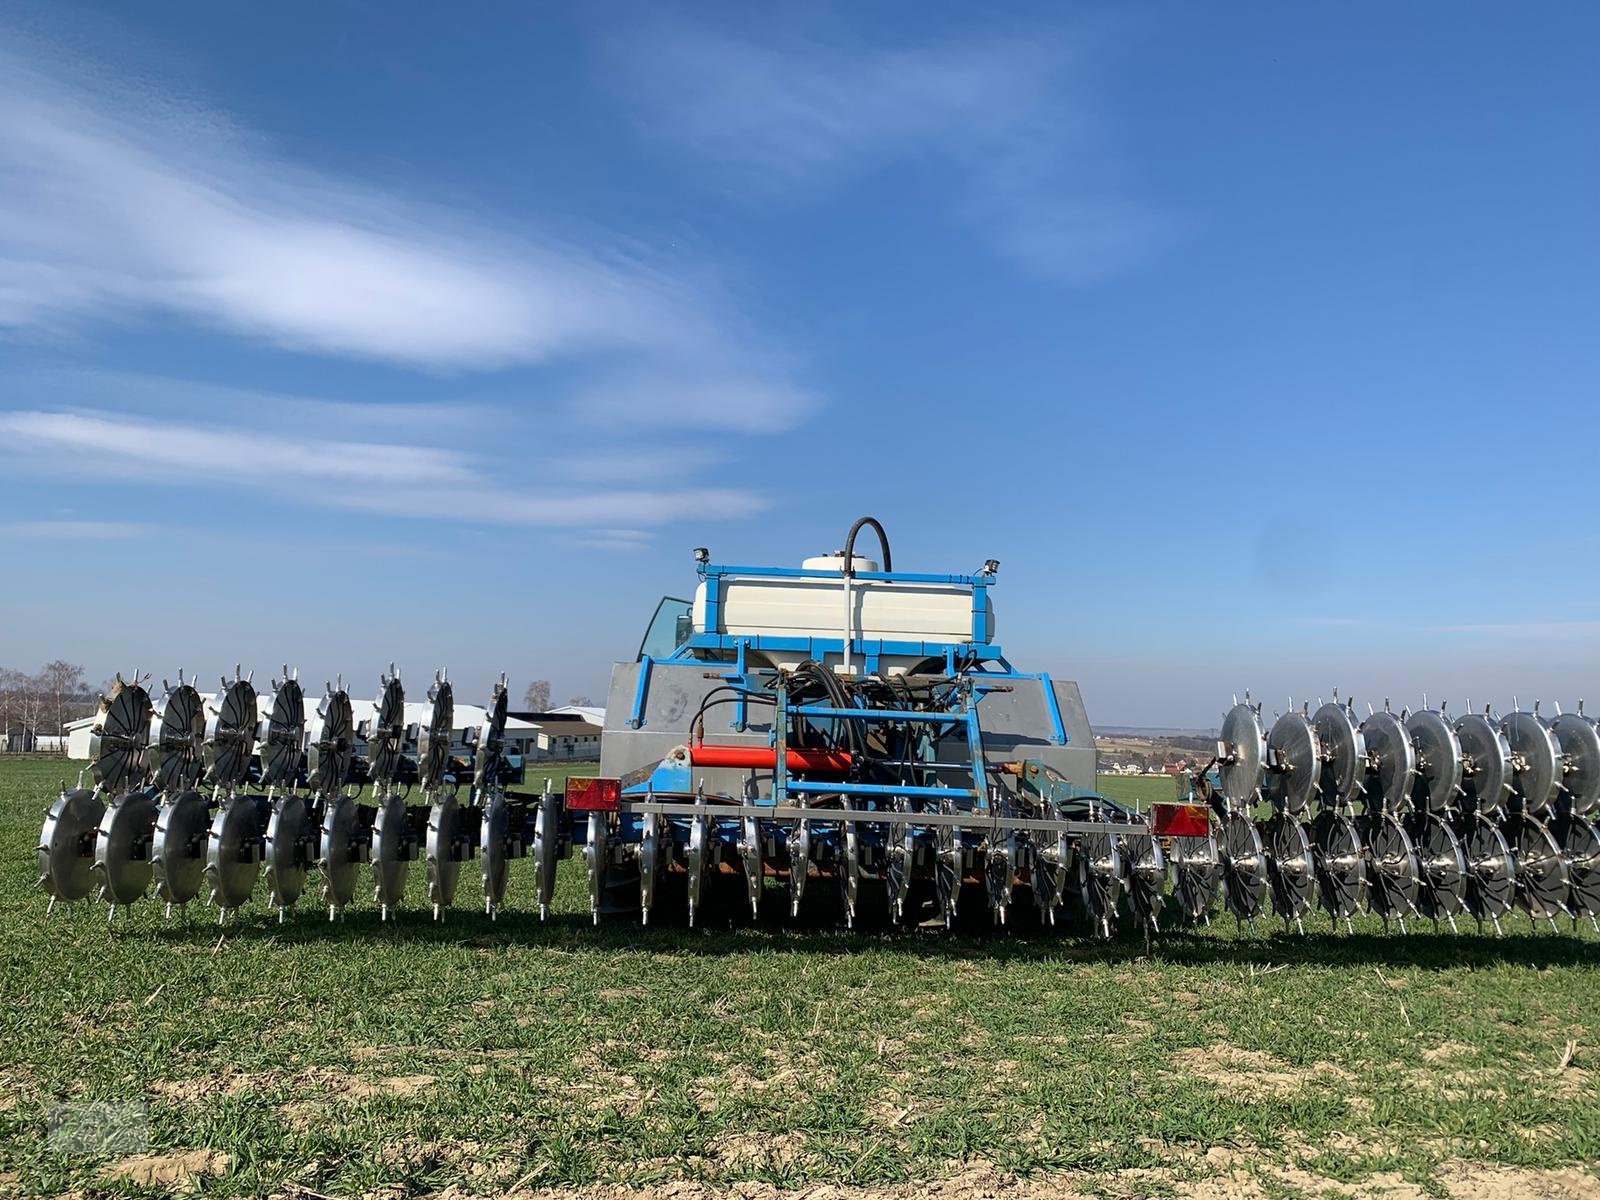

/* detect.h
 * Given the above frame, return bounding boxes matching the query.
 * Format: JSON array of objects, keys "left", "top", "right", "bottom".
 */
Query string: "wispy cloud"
[
  {"left": 601, "top": 17, "right": 1172, "bottom": 280},
  {"left": 0, "top": 519, "right": 151, "bottom": 539},
  {"left": 0, "top": 35, "right": 814, "bottom": 432},
  {"left": 1437, "top": 621, "right": 1600, "bottom": 640}
]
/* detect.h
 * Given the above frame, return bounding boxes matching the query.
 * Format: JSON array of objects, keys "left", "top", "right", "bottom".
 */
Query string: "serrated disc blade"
[
  {"left": 260, "top": 679, "right": 305, "bottom": 787},
  {"left": 1505, "top": 811, "right": 1569, "bottom": 919},
  {"left": 319, "top": 795, "right": 363, "bottom": 913},
  {"left": 1260, "top": 811, "right": 1313, "bottom": 920},
  {"left": 265, "top": 795, "right": 310, "bottom": 910},
  {"left": 1462, "top": 815, "right": 1515, "bottom": 922},
  {"left": 1551, "top": 712, "right": 1600, "bottom": 816},
  {"left": 534, "top": 796, "right": 559, "bottom": 912},
  {"left": 474, "top": 682, "right": 510, "bottom": 791},
  {"left": 1360, "top": 811, "right": 1418, "bottom": 920},
  {"left": 1312, "top": 702, "right": 1366, "bottom": 807},
  {"left": 1266, "top": 712, "right": 1320, "bottom": 814},
  {"left": 368, "top": 675, "right": 407, "bottom": 785},
  {"left": 1407, "top": 810, "right": 1466, "bottom": 921},
  {"left": 419, "top": 678, "right": 454, "bottom": 792},
  {"left": 38, "top": 789, "right": 105, "bottom": 902},
  {"left": 152, "top": 790, "right": 210, "bottom": 905},
  {"left": 1454, "top": 713, "right": 1512, "bottom": 815},
  {"left": 480, "top": 795, "right": 510, "bottom": 914},
  {"left": 1219, "top": 703, "right": 1266, "bottom": 806},
  {"left": 90, "top": 679, "right": 152, "bottom": 792},
  {"left": 1406, "top": 709, "right": 1463, "bottom": 813},
  {"left": 1123, "top": 832, "right": 1165, "bottom": 927},
  {"left": 1169, "top": 831, "right": 1219, "bottom": 921},
  {"left": 1360, "top": 711, "right": 1415, "bottom": 813},
  {"left": 206, "top": 796, "right": 262, "bottom": 911},
  {"left": 1309, "top": 809, "right": 1365, "bottom": 920},
  {"left": 151, "top": 682, "right": 206, "bottom": 794},
  {"left": 308, "top": 689, "right": 354, "bottom": 796},
  {"left": 1503, "top": 711, "right": 1562, "bottom": 814},
  {"left": 1555, "top": 814, "right": 1600, "bottom": 919},
  {"left": 94, "top": 792, "right": 158, "bottom": 905},
  {"left": 205, "top": 678, "right": 258, "bottom": 789},
  {"left": 1219, "top": 809, "right": 1267, "bottom": 921},
  {"left": 426, "top": 795, "right": 464, "bottom": 910},
  {"left": 372, "top": 795, "right": 412, "bottom": 914}
]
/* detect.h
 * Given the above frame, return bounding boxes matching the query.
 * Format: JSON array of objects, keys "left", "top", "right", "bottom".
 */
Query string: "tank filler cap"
[{"left": 803, "top": 554, "right": 880, "bottom": 573}]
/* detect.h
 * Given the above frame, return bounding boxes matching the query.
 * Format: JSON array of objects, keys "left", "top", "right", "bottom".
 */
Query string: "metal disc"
[
  {"left": 1551, "top": 712, "right": 1600, "bottom": 816},
  {"left": 1554, "top": 814, "right": 1600, "bottom": 920},
  {"left": 318, "top": 795, "right": 363, "bottom": 915},
  {"left": 1219, "top": 809, "right": 1267, "bottom": 921},
  {"left": 93, "top": 792, "right": 159, "bottom": 905},
  {"left": 1123, "top": 833, "right": 1166, "bottom": 929},
  {"left": 1406, "top": 810, "right": 1466, "bottom": 923},
  {"left": 480, "top": 794, "right": 509, "bottom": 916},
  {"left": 1309, "top": 808, "right": 1365, "bottom": 920},
  {"left": 1031, "top": 831, "right": 1066, "bottom": 919},
  {"left": 840, "top": 816, "right": 860, "bottom": 927},
  {"left": 1462, "top": 815, "right": 1516, "bottom": 924},
  {"left": 265, "top": 795, "right": 310, "bottom": 911},
  {"left": 205, "top": 796, "right": 262, "bottom": 912},
  {"left": 1360, "top": 812, "right": 1419, "bottom": 922},
  {"left": 1312, "top": 702, "right": 1366, "bottom": 807},
  {"left": 426, "top": 795, "right": 464, "bottom": 914},
  {"left": 204, "top": 677, "right": 258, "bottom": 789},
  {"left": 1503, "top": 711, "right": 1562, "bottom": 814},
  {"left": 152, "top": 790, "right": 210, "bottom": 905},
  {"left": 418, "top": 674, "right": 454, "bottom": 792},
  {"left": 1218, "top": 703, "right": 1266, "bottom": 807},
  {"left": 260, "top": 677, "right": 305, "bottom": 788},
  {"left": 534, "top": 792, "right": 559, "bottom": 916},
  {"left": 1266, "top": 711, "right": 1321, "bottom": 814},
  {"left": 473, "top": 679, "right": 510, "bottom": 792},
  {"left": 1505, "top": 811, "right": 1569, "bottom": 919},
  {"left": 1405, "top": 709, "right": 1463, "bottom": 813},
  {"left": 1169, "top": 832, "right": 1219, "bottom": 921},
  {"left": 366, "top": 674, "right": 406, "bottom": 785},
  {"left": 38, "top": 789, "right": 106, "bottom": 902},
  {"left": 1074, "top": 828, "right": 1121, "bottom": 933},
  {"left": 1260, "top": 811, "right": 1314, "bottom": 921},
  {"left": 371, "top": 794, "right": 412, "bottom": 917},
  {"left": 150, "top": 680, "right": 206, "bottom": 794},
  {"left": 585, "top": 812, "right": 608, "bottom": 923},
  {"left": 1454, "top": 713, "right": 1512, "bottom": 816},
  {"left": 1359, "top": 711, "right": 1415, "bottom": 813},
  {"left": 307, "top": 687, "right": 354, "bottom": 796},
  {"left": 90, "top": 677, "right": 152, "bottom": 792}
]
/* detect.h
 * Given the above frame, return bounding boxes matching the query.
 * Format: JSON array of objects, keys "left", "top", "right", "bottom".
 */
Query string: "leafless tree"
[
  {"left": 566, "top": 695, "right": 595, "bottom": 707},
  {"left": 38, "top": 660, "right": 87, "bottom": 739},
  {"left": 523, "top": 679, "right": 551, "bottom": 711}
]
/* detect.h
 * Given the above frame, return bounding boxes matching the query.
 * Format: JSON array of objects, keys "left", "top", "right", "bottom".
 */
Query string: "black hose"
[{"left": 841, "top": 516, "right": 891, "bottom": 575}]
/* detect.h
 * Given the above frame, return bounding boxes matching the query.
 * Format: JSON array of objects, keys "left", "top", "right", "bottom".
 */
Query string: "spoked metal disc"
[
  {"left": 90, "top": 676, "right": 153, "bottom": 792},
  {"left": 1553, "top": 813, "right": 1600, "bottom": 921},
  {"left": 1455, "top": 712, "right": 1512, "bottom": 816},
  {"left": 93, "top": 793, "right": 159, "bottom": 906},
  {"left": 1122, "top": 832, "right": 1166, "bottom": 930},
  {"left": 1266, "top": 711, "right": 1321, "bottom": 815},
  {"left": 1259, "top": 811, "right": 1314, "bottom": 924},
  {"left": 1406, "top": 810, "right": 1467, "bottom": 926},
  {"left": 264, "top": 795, "right": 311, "bottom": 914},
  {"left": 152, "top": 790, "right": 210, "bottom": 906},
  {"left": 1312, "top": 701, "right": 1366, "bottom": 807},
  {"left": 1360, "top": 812, "right": 1419, "bottom": 925},
  {"left": 426, "top": 795, "right": 466, "bottom": 917},
  {"left": 584, "top": 811, "right": 609, "bottom": 924},
  {"left": 38, "top": 789, "right": 106, "bottom": 903},
  {"left": 1406, "top": 709, "right": 1463, "bottom": 814},
  {"left": 474, "top": 677, "right": 510, "bottom": 792},
  {"left": 1503, "top": 811, "right": 1570, "bottom": 921},
  {"left": 1503, "top": 711, "right": 1562, "bottom": 815},
  {"left": 307, "top": 686, "right": 354, "bottom": 796},
  {"left": 1461, "top": 814, "right": 1516, "bottom": 926},
  {"left": 204, "top": 675, "right": 258, "bottom": 789},
  {"left": 1309, "top": 809, "right": 1365, "bottom": 921},
  {"left": 985, "top": 829, "right": 1016, "bottom": 925},
  {"left": 205, "top": 796, "right": 262, "bottom": 913},
  {"left": 1074, "top": 828, "right": 1122, "bottom": 936},
  {"left": 1218, "top": 703, "right": 1267, "bottom": 807},
  {"left": 366, "top": 672, "right": 407, "bottom": 786},
  {"left": 1551, "top": 711, "right": 1600, "bottom": 817},
  {"left": 318, "top": 795, "right": 364, "bottom": 917},
  {"left": 371, "top": 794, "right": 413, "bottom": 919},
  {"left": 150, "top": 677, "right": 206, "bottom": 794},
  {"left": 1218, "top": 809, "right": 1267, "bottom": 922},
  {"left": 480, "top": 793, "right": 510, "bottom": 917},
  {"left": 1031, "top": 831, "right": 1068, "bottom": 923},
  {"left": 1359, "top": 710, "right": 1415, "bottom": 814},
  {"left": 418, "top": 672, "right": 454, "bottom": 793},
  {"left": 1169, "top": 831, "right": 1219, "bottom": 922},
  {"left": 260, "top": 674, "right": 306, "bottom": 788},
  {"left": 534, "top": 791, "right": 560, "bottom": 919}
]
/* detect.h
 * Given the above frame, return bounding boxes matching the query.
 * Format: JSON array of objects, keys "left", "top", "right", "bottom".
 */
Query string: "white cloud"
[
  {"left": 566, "top": 369, "right": 820, "bottom": 435},
  {"left": 602, "top": 18, "right": 1171, "bottom": 280},
  {"left": 0, "top": 519, "right": 150, "bottom": 539}
]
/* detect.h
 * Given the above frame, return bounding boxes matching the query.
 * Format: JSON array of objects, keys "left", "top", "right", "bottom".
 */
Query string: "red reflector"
[
  {"left": 1151, "top": 802, "right": 1211, "bottom": 838},
  {"left": 566, "top": 777, "right": 621, "bottom": 812}
]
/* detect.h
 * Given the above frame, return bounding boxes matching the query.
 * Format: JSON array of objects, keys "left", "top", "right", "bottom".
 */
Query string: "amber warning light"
[
  {"left": 1150, "top": 802, "right": 1211, "bottom": 839},
  {"left": 566, "top": 777, "right": 622, "bottom": 812}
]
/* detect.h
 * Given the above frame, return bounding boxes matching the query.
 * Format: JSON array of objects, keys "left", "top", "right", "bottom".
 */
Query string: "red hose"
[{"left": 688, "top": 745, "right": 853, "bottom": 774}]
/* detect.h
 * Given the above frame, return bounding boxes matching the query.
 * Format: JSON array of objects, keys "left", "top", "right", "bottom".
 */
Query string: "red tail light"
[
  {"left": 1151, "top": 801, "right": 1211, "bottom": 838},
  {"left": 566, "top": 777, "right": 621, "bottom": 812}
]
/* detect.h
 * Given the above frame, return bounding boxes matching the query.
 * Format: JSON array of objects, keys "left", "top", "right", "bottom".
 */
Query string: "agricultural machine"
[{"left": 34, "top": 518, "right": 1600, "bottom": 937}]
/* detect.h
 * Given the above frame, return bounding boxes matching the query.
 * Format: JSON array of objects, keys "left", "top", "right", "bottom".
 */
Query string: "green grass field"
[{"left": 1, "top": 758, "right": 1597, "bottom": 1199}]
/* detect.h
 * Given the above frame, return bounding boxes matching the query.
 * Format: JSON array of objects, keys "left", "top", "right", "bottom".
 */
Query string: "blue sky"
[{"left": 2, "top": 1, "right": 1599, "bottom": 729}]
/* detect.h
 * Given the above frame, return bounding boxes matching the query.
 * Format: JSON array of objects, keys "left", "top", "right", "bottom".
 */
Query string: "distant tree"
[
  {"left": 566, "top": 695, "right": 595, "bottom": 707},
  {"left": 38, "top": 660, "right": 86, "bottom": 738},
  {"left": 523, "top": 679, "right": 551, "bottom": 711}
]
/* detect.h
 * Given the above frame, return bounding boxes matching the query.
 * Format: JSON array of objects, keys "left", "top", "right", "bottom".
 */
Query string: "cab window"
[{"left": 638, "top": 596, "right": 693, "bottom": 661}]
